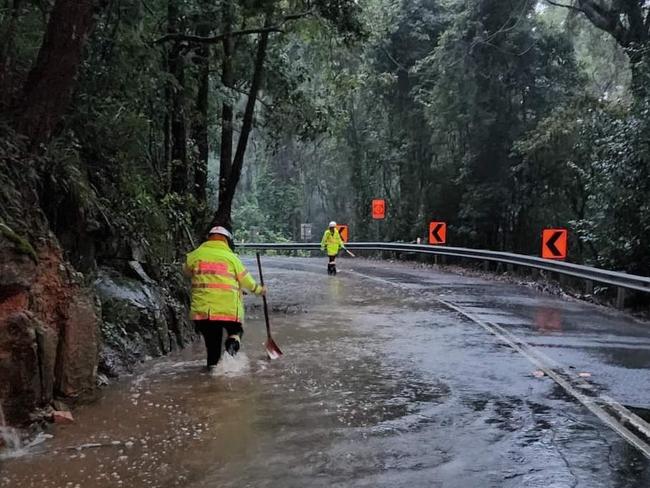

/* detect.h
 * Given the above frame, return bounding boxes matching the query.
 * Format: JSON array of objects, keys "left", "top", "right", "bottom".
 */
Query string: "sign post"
[
  {"left": 249, "top": 226, "right": 260, "bottom": 242},
  {"left": 371, "top": 199, "right": 386, "bottom": 242},
  {"left": 541, "top": 228, "right": 568, "bottom": 260}
]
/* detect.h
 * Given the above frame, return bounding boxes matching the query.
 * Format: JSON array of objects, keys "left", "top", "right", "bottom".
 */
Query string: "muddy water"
[{"left": 1, "top": 258, "right": 649, "bottom": 487}]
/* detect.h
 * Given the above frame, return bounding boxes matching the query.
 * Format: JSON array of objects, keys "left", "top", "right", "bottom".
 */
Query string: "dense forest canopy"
[{"left": 1, "top": 0, "right": 650, "bottom": 275}]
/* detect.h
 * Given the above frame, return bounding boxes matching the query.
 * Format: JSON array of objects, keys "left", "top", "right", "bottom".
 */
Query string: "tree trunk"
[
  {"left": 168, "top": 0, "right": 188, "bottom": 194},
  {"left": 162, "top": 46, "right": 172, "bottom": 188},
  {"left": 0, "top": 0, "right": 22, "bottom": 108},
  {"left": 212, "top": 29, "right": 270, "bottom": 229},
  {"left": 628, "top": 48, "right": 649, "bottom": 98},
  {"left": 193, "top": 4, "right": 211, "bottom": 205},
  {"left": 16, "top": 0, "right": 98, "bottom": 144},
  {"left": 218, "top": 0, "right": 235, "bottom": 212},
  {"left": 194, "top": 43, "right": 210, "bottom": 205}
]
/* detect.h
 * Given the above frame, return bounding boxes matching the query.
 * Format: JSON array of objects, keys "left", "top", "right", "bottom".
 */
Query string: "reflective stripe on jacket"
[
  {"left": 185, "top": 240, "right": 260, "bottom": 323},
  {"left": 321, "top": 229, "right": 343, "bottom": 256}
]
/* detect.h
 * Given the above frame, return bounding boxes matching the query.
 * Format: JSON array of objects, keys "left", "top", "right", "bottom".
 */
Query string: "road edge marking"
[
  {"left": 439, "top": 299, "right": 650, "bottom": 459},
  {"left": 346, "top": 268, "right": 650, "bottom": 457},
  {"left": 337, "top": 267, "right": 650, "bottom": 457}
]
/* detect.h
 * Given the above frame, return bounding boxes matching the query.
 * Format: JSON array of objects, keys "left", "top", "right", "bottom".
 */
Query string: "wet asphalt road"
[{"left": 1, "top": 256, "right": 649, "bottom": 487}]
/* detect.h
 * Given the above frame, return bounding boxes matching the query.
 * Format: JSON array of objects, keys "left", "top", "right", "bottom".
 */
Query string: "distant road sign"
[
  {"left": 300, "top": 223, "right": 312, "bottom": 241},
  {"left": 429, "top": 222, "right": 447, "bottom": 245},
  {"left": 372, "top": 199, "right": 386, "bottom": 220},
  {"left": 336, "top": 224, "right": 349, "bottom": 242},
  {"left": 542, "top": 228, "right": 568, "bottom": 260}
]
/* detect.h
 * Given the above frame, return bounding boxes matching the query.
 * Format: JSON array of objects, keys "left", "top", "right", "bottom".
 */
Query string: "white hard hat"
[
  {"left": 208, "top": 226, "right": 233, "bottom": 239},
  {"left": 329, "top": 221, "right": 337, "bottom": 227}
]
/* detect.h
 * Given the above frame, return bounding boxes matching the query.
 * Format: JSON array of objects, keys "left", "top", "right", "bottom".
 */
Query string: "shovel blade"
[{"left": 265, "top": 337, "right": 283, "bottom": 360}]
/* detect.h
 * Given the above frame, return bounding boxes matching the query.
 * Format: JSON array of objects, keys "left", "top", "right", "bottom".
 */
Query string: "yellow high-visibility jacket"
[
  {"left": 185, "top": 240, "right": 262, "bottom": 323},
  {"left": 321, "top": 228, "right": 343, "bottom": 257}
]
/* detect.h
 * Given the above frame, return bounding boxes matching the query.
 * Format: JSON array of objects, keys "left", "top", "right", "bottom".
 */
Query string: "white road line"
[
  {"left": 440, "top": 299, "right": 650, "bottom": 459},
  {"left": 347, "top": 267, "right": 650, "bottom": 458}
]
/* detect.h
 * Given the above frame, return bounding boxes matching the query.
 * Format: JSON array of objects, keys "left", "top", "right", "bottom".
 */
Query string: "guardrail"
[{"left": 239, "top": 242, "right": 650, "bottom": 306}]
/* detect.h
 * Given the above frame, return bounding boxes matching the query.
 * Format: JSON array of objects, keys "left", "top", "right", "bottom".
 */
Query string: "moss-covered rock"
[{"left": 0, "top": 222, "right": 38, "bottom": 263}]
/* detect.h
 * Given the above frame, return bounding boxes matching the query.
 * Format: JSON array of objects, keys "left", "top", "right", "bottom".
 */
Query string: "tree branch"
[
  {"left": 380, "top": 46, "right": 407, "bottom": 73},
  {"left": 577, "top": 0, "right": 629, "bottom": 46},
  {"left": 154, "top": 10, "right": 313, "bottom": 45},
  {"left": 155, "top": 25, "right": 284, "bottom": 44},
  {"left": 544, "top": 0, "right": 583, "bottom": 13},
  {"left": 283, "top": 11, "right": 313, "bottom": 22},
  {"left": 141, "top": 0, "right": 155, "bottom": 16},
  {"left": 546, "top": 0, "right": 630, "bottom": 46},
  {"left": 229, "top": 83, "right": 273, "bottom": 109}
]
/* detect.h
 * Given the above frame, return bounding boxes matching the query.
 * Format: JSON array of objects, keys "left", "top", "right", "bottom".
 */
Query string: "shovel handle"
[{"left": 256, "top": 253, "right": 272, "bottom": 338}]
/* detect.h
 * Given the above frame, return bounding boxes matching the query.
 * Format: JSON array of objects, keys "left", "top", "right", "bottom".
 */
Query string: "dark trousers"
[
  {"left": 328, "top": 255, "right": 337, "bottom": 263},
  {"left": 195, "top": 320, "right": 244, "bottom": 367}
]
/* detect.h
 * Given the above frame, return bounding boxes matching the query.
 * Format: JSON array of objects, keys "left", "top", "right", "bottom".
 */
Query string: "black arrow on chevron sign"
[
  {"left": 545, "top": 231, "right": 564, "bottom": 257},
  {"left": 431, "top": 224, "right": 444, "bottom": 243}
]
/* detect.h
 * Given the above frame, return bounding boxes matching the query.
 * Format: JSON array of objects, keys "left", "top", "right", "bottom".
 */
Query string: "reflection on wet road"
[{"left": 1, "top": 257, "right": 649, "bottom": 487}]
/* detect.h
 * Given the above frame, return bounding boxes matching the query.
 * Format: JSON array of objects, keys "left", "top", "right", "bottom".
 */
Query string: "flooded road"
[{"left": 1, "top": 257, "right": 650, "bottom": 487}]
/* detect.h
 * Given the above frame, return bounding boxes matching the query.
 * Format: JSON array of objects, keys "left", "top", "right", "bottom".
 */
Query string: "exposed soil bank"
[{"left": 0, "top": 134, "right": 195, "bottom": 426}]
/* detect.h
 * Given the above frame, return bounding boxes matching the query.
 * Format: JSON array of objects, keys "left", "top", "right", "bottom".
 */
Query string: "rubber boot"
[
  {"left": 225, "top": 335, "right": 241, "bottom": 356},
  {"left": 327, "top": 263, "right": 335, "bottom": 275}
]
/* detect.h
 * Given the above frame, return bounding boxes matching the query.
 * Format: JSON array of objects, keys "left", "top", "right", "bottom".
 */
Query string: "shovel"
[
  {"left": 256, "top": 253, "right": 283, "bottom": 360},
  {"left": 344, "top": 248, "right": 356, "bottom": 258}
]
